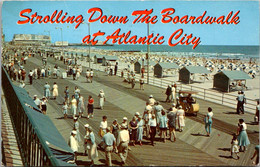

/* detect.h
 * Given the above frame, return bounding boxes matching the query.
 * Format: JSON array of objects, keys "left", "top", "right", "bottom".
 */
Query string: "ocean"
[{"left": 76, "top": 45, "right": 260, "bottom": 59}]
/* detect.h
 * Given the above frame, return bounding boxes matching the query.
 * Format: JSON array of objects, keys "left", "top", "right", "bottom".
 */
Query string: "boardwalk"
[{"left": 13, "top": 55, "right": 259, "bottom": 166}]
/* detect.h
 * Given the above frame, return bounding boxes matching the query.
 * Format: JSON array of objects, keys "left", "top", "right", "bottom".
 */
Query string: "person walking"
[
  {"left": 167, "top": 104, "right": 178, "bottom": 142},
  {"left": 52, "top": 82, "right": 58, "bottom": 100},
  {"left": 21, "top": 69, "right": 26, "bottom": 82},
  {"left": 231, "top": 134, "right": 240, "bottom": 160},
  {"left": 90, "top": 69, "right": 94, "bottom": 83},
  {"left": 68, "top": 131, "right": 79, "bottom": 163},
  {"left": 140, "top": 77, "right": 144, "bottom": 90},
  {"left": 87, "top": 95, "right": 94, "bottom": 118},
  {"left": 74, "top": 86, "right": 80, "bottom": 101},
  {"left": 98, "top": 90, "right": 105, "bottom": 110},
  {"left": 77, "top": 94, "right": 85, "bottom": 118},
  {"left": 73, "top": 117, "right": 82, "bottom": 143},
  {"left": 148, "top": 114, "right": 157, "bottom": 146},
  {"left": 111, "top": 119, "right": 120, "bottom": 151},
  {"left": 28, "top": 70, "right": 34, "bottom": 85},
  {"left": 255, "top": 100, "right": 259, "bottom": 124},
  {"left": 83, "top": 124, "right": 90, "bottom": 156},
  {"left": 86, "top": 126, "right": 98, "bottom": 165},
  {"left": 44, "top": 82, "right": 51, "bottom": 99},
  {"left": 64, "top": 86, "right": 70, "bottom": 104},
  {"left": 236, "top": 91, "right": 246, "bottom": 114},
  {"left": 131, "top": 74, "right": 136, "bottom": 89},
  {"left": 129, "top": 116, "right": 138, "bottom": 146},
  {"left": 237, "top": 119, "right": 250, "bottom": 152},
  {"left": 136, "top": 116, "right": 144, "bottom": 146},
  {"left": 86, "top": 69, "right": 90, "bottom": 83},
  {"left": 159, "top": 110, "right": 168, "bottom": 143},
  {"left": 114, "top": 62, "right": 118, "bottom": 76},
  {"left": 250, "top": 143, "right": 259, "bottom": 165},
  {"left": 177, "top": 106, "right": 185, "bottom": 132},
  {"left": 165, "top": 85, "right": 172, "bottom": 103},
  {"left": 62, "top": 101, "right": 68, "bottom": 119},
  {"left": 101, "top": 127, "right": 116, "bottom": 166},
  {"left": 72, "top": 66, "right": 76, "bottom": 80},
  {"left": 171, "top": 84, "right": 177, "bottom": 104},
  {"left": 99, "top": 116, "right": 108, "bottom": 139},
  {"left": 41, "top": 97, "right": 48, "bottom": 115},
  {"left": 117, "top": 125, "right": 130, "bottom": 165},
  {"left": 70, "top": 95, "right": 77, "bottom": 118},
  {"left": 204, "top": 107, "right": 213, "bottom": 137}
]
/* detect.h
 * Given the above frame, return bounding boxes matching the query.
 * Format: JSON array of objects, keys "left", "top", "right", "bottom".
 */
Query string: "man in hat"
[
  {"left": 101, "top": 127, "right": 116, "bottom": 166},
  {"left": 68, "top": 130, "right": 79, "bottom": 163},
  {"left": 177, "top": 106, "right": 185, "bottom": 132},
  {"left": 117, "top": 124, "right": 130, "bottom": 165},
  {"left": 121, "top": 117, "right": 128, "bottom": 129},
  {"left": 135, "top": 112, "right": 140, "bottom": 120}
]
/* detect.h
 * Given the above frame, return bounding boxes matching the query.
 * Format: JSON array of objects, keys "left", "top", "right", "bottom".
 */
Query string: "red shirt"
[{"left": 88, "top": 98, "right": 94, "bottom": 105}]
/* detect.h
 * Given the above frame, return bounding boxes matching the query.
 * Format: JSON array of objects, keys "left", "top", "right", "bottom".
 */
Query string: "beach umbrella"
[{"left": 248, "top": 70, "right": 256, "bottom": 74}]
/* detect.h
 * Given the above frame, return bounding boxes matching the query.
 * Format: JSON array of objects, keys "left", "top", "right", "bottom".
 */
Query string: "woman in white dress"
[
  {"left": 52, "top": 82, "right": 58, "bottom": 100},
  {"left": 68, "top": 130, "right": 79, "bottom": 162},
  {"left": 87, "top": 126, "right": 98, "bottom": 165},
  {"left": 98, "top": 90, "right": 105, "bottom": 110},
  {"left": 76, "top": 67, "right": 81, "bottom": 80},
  {"left": 177, "top": 106, "right": 185, "bottom": 132},
  {"left": 70, "top": 95, "right": 77, "bottom": 118}
]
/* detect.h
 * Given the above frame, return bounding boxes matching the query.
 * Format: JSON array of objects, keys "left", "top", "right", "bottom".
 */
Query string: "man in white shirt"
[
  {"left": 90, "top": 69, "right": 94, "bottom": 83},
  {"left": 98, "top": 116, "right": 108, "bottom": 149},
  {"left": 148, "top": 114, "right": 157, "bottom": 146},
  {"left": 117, "top": 125, "right": 130, "bottom": 165},
  {"left": 86, "top": 70, "right": 90, "bottom": 82},
  {"left": 33, "top": 95, "right": 42, "bottom": 110}
]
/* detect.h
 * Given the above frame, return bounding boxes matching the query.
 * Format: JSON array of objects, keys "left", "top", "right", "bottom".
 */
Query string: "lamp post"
[
  {"left": 88, "top": 23, "right": 91, "bottom": 69},
  {"left": 147, "top": 23, "right": 150, "bottom": 84},
  {"left": 55, "top": 27, "right": 63, "bottom": 57}
]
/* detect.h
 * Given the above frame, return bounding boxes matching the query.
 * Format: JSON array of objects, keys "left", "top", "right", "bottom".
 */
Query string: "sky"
[{"left": 1, "top": 0, "right": 260, "bottom": 46}]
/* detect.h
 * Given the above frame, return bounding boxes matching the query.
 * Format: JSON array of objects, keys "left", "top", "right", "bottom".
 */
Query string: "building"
[
  {"left": 134, "top": 60, "right": 156, "bottom": 74},
  {"left": 154, "top": 62, "right": 179, "bottom": 78},
  {"left": 102, "top": 56, "right": 118, "bottom": 66},
  {"left": 213, "top": 70, "right": 252, "bottom": 92},
  {"left": 94, "top": 55, "right": 104, "bottom": 64},
  {"left": 179, "top": 66, "right": 210, "bottom": 84},
  {"left": 12, "top": 34, "right": 51, "bottom": 46}
]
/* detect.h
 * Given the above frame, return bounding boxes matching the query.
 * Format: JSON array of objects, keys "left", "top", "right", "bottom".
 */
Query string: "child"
[
  {"left": 231, "top": 134, "right": 240, "bottom": 160},
  {"left": 62, "top": 102, "right": 68, "bottom": 119}
]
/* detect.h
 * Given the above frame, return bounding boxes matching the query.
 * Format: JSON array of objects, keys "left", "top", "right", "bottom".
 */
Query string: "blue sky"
[{"left": 2, "top": 1, "right": 260, "bottom": 46}]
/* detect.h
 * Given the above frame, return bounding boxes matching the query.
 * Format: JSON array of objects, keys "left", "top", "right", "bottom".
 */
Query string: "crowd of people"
[{"left": 2, "top": 45, "right": 259, "bottom": 166}]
